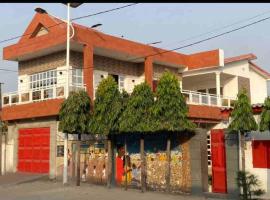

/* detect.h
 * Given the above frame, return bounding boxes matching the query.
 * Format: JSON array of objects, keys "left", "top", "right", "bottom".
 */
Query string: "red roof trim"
[
  {"left": 249, "top": 62, "right": 270, "bottom": 78},
  {"left": 224, "top": 53, "right": 257, "bottom": 64}
]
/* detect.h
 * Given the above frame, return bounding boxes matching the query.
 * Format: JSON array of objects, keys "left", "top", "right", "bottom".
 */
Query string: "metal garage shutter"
[{"left": 18, "top": 127, "right": 50, "bottom": 174}]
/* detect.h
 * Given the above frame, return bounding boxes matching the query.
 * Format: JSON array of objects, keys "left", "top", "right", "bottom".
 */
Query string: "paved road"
[{"left": 0, "top": 179, "right": 208, "bottom": 200}]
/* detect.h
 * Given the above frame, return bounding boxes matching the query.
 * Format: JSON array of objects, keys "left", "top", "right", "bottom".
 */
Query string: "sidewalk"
[
  {"left": 0, "top": 172, "right": 46, "bottom": 188},
  {"left": 0, "top": 178, "right": 208, "bottom": 200}
]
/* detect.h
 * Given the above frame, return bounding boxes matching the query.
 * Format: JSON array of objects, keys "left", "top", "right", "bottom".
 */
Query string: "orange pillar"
[
  {"left": 83, "top": 45, "right": 94, "bottom": 101},
  {"left": 144, "top": 56, "right": 153, "bottom": 90}
]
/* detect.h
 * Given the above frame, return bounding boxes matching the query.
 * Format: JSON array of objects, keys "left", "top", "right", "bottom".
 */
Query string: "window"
[
  {"left": 72, "top": 68, "right": 83, "bottom": 86},
  {"left": 197, "top": 89, "right": 207, "bottom": 93},
  {"left": 252, "top": 140, "right": 270, "bottom": 168},
  {"left": 30, "top": 70, "right": 57, "bottom": 90},
  {"left": 109, "top": 74, "right": 125, "bottom": 92}
]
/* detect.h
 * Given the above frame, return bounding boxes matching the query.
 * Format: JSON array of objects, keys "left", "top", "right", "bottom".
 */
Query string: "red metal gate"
[
  {"left": 18, "top": 127, "right": 50, "bottom": 174},
  {"left": 211, "top": 129, "right": 227, "bottom": 193}
]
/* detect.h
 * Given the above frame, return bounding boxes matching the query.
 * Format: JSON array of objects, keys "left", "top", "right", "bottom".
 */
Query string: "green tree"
[
  {"left": 119, "top": 82, "right": 154, "bottom": 192},
  {"left": 89, "top": 76, "right": 122, "bottom": 188},
  {"left": 152, "top": 71, "right": 195, "bottom": 192},
  {"left": 259, "top": 97, "right": 270, "bottom": 131},
  {"left": 228, "top": 89, "right": 258, "bottom": 171},
  {"left": 59, "top": 90, "right": 91, "bottom": 186},
  {"left": 119, "top": 82, "right": 154, "bottom": 133}
]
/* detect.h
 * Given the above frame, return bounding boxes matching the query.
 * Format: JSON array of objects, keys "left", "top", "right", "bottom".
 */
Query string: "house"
[
  {"left": 0, "top": 9, "right": 230, "bottom": 178},
  {"left": 182, "top": 52, "right": 270, "bottom": 195},
  {"left": 4, "top": 8, "right": 270, "bottom": 196}
]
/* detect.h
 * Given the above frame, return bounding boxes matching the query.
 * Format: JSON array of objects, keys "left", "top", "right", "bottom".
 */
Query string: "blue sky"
[{"left": 0, "top": 3, "right": 270, "bottom": 93}]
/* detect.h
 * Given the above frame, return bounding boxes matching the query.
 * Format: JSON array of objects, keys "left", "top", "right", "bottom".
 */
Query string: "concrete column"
[
  {"left": 189, "top": 128, "right": 208, "bottom": 195},
  {"left": 83, "top": 45, "right": 94, "bottom": 101},
  {"left": 225, "top": 130, "right": 240, "bottom": 199},
  {"left": 144, "top": 57, "right": 153, "bottom": 90},
  {"left": 216, "top": 72, "right": 221, "bottom": 106}
]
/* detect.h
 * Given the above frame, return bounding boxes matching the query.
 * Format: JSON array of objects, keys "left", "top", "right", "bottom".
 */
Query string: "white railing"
[
  {"left": 2, "top": 84, "right": 86, "bottom": 107},
  {"left": 182, "top": 89, "right": 236, "bottom": 108},
  {"left": 2, "top": 87, "right": 235, "bottom": 108}
]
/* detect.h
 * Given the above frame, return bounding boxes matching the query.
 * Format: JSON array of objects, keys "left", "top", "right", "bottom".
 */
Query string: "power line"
[
  {"left": 0, "top": 3, "right": 139, "bottom": 45},
  {"left": 160, "top": 9, "right": 270, "bottom": 49},
  {"left": 1, "top": 8, "right": 270, "bottom": 73},
  {"left": 71, "top": 3, "right": 138, "bottom": 21},
  {"left": 128, "top": 15, "right": 270, "bottom": 62},
  {"left": 0, "top": 68, "right": 18, "bottom": 72}
]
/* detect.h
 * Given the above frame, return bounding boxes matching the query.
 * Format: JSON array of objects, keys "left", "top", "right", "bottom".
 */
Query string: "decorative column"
[
  {"left": 216, "top": 72, "right": 221, "bottom": 106},
  {"left": 144, "top": 57, "right": 153, "bottom": 90},
  {"left": 83, "top": 44, "right": 94, "bottom": 101}
]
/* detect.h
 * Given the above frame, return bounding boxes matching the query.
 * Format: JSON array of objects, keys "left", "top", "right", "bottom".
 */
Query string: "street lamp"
[
  {"left": 62, "top": 2, "right": 83, "bottom": 186},
  {"left": 146, "top": 41, "right": 162, "bottom": 45},
  {"left": 91, "top": 23, "right": 102, "bottom": 28}
]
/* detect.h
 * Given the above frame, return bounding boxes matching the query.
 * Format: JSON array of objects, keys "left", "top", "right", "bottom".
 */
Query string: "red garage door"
[{"left": 18, "top": 127, "right": 50, "bottom": 174}]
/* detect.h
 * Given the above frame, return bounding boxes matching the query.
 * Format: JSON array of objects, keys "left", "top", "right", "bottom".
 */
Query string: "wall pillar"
[
  {"left": 144, "top": 57, "right": 153, "bottom": 90},
  {"left": 190, "top": 128, "right": 208, "bottom": 195},
  {"left": 225, "top": 130, "right": 240, "bottom": 199},
  {"left": 83, "top": 45, "right": 94, "bottom": 101},
  {"left": 215, "top": 72, "right": 221, "bottom": 106}
]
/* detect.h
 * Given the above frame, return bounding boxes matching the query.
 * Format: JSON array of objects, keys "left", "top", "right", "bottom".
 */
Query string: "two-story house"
[
  {"left": 1, "top": 10, "right": 231, "bottom": 179},
  {"left": 182, "top": 52, "right": 270, "bottom": 194}
]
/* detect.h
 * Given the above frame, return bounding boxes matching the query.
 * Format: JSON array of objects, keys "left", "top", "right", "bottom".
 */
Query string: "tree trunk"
[
  {"left": 166, "top": 134, "right": 171, "bottom": 193},
  {"left": 107, "top": 137, "right": 112, "bottom": 188},
  {"left": 124, "top": 136, "right": 128, "bottom": 191},
  {"left": 76, "top": 133, "right": 81, "bottom": 186},
  {"left": 71, "top": 143, "right": 76, "bottom": 180},
  {"left": 140, "top": 135, "right": 146, "bottom": 193},
  {"left": 240, "top": 133, "right": 246, "bottom": 171},
  {"left": 0, "top": 133, "right": 2, "bottom": 176},
  {"left": 63, "top": 133, "right": 68, "bottom": 185}
]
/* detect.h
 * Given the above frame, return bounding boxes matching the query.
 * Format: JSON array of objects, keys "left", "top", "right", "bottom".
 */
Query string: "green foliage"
[
  {"left": 228, "top": 89, "right": 258, "bottom": 133},
  {"left": 0, "top": 120, "right": 7, "bottom": 134},
  {"left": 152, "top": 71, "right": 195, "bottom": 132},
  {"left": 89, "top": 76, "right": 122, "bottom": 135},
  {"left": 259, "top": 97, "right": 270, "bottom": 131},
  {"left": 59, "top": 90, "right": 91, "bottom": 135},
  {"left": 236, "top": 171, "right": 265, "bottom": 200},
  {"left": 119, "top": 82, "right": 154, "bottom": 133}
]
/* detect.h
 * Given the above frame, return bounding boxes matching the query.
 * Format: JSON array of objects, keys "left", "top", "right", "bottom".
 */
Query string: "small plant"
[
  {"left": 0, "top": 121, "right": 7, "bottom": 134},
  {"left": 236, "top": 171, "right": 264, "bottom": 200},
  {"left": 208, "top": 175, "right": 212, "bottom": 185}
]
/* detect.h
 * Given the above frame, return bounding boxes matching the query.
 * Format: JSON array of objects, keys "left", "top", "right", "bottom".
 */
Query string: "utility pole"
[
  {"left": 0, "top": 82, "right": 3, "bottom": 176},
  {"left": 62, "top": 2, "right": 82, "bottom": 186}
]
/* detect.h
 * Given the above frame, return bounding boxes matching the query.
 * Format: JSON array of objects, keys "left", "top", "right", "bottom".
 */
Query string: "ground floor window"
[{"left": 252, "top": 140, "right": 270, "bottom": 169}]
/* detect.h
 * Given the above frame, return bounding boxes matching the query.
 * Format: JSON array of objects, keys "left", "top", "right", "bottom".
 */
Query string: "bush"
[{"left": 236, "top": 171, "right": 264, "bottom": 200}]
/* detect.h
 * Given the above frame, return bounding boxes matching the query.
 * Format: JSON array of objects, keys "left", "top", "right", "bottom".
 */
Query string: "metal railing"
[
  {"left": 181, "top": 89, "right": 236, "bottom": 107},
  {"left": 2, "top": 84, "right": 86, "bottom": 107},
  {"left": 2, "top": 86, "right": 235, "bottom": 108}
]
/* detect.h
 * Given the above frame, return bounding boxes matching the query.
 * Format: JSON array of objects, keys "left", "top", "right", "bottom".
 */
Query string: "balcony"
[
  {"left": 182, "top": 90, "right": 236, "bottom": 108},
  {"left": 2, "top": 84, "right": 86, "bottom": 107}
]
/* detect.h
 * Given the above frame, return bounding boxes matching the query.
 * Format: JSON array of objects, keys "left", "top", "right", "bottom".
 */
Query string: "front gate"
[{"left": 211, "top": 129, "right": 227, "bottom": 193}]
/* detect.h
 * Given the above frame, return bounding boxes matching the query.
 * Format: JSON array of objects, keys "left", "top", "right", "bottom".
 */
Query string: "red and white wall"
[{"left": 245, "top": 134, "right": 270, "bottom": 198}]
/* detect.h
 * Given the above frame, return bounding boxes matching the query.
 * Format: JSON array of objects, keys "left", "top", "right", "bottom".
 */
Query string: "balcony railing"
[
  {"left": 182, "top": 90, "right": 236, "bottom": 108},
  {"left": 2, "top": 86, "right": 235, "bottom": 108},
  {"left": 2, "top": 84, "right": 86, "bottom": 107}
]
